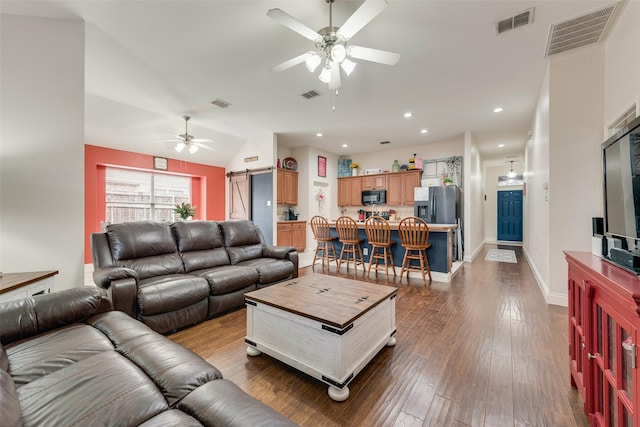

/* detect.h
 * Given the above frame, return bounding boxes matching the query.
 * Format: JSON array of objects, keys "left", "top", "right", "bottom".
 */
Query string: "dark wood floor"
[{"left": 169, "top": 245, "right": 589, "bottom": 427}]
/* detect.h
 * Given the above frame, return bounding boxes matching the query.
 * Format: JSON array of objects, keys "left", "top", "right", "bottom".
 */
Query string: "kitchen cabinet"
[
  {"left": 277, "top": 221, "right": 306, "bottom": 251},
  {"left": 277, "top": 169, "right": 298, "bottom": 205},
  {"left": 362, "top": 175, "right": 385, "bottom": 190},
  {"left": 565, "top": 251, "right": 640, "bottom": 426},
  {"left": 337, "top": 176, "right": 362, "bottom": 207},
  {"left": 386, "top": 170, "right": 422, "bottom": 205}
]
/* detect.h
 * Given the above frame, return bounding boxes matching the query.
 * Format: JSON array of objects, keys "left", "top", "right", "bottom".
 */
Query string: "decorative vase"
[
  {"left": 392, "top": 160, "right": 400, "bottom": 172},
  {"left": 352, "top": 168, "right": 359, "bottom": 176}
]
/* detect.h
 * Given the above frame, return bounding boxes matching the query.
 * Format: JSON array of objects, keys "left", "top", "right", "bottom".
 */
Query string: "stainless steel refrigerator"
[
  {"left": 414, "top": 185, "right": 461, "bottom": 224},
  {"left": 414, "top": 185, "right": 463, "bottom": 260}
]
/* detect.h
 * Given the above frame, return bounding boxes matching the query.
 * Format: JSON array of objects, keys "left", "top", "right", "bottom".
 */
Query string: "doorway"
[
  {"left": 497, "top": 190, "right": 523, "bottom": 241},
  {"left": 251, "top": 172, "right": 273, "bottom": 244}
]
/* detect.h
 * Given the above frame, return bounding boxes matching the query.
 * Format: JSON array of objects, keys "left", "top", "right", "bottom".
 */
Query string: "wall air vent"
[
  {"left": 496, "top": 8, "right": 534, "bottom": 34},
  {"left": 211, "top": 98, "right": 231, "bottom": 109},
  {"left": 301, "top": 90, "right": 321, "bottom": 99},
  {"left": 545, "top": 3, "right": 619, "bottom": 57}
]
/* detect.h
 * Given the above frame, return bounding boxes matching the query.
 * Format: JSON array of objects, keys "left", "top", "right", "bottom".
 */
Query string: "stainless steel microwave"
[{"left": 362, "top": 190, "right": 386, "bottom": 205}]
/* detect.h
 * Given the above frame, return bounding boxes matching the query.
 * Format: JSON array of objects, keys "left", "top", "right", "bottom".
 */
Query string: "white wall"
[
  {"left": 463, "top": 131, "right": 484, "bottom": 261},
  {"left": 525, "top": 66, "right": 551, "bottom": 302},
  {"left": 1, "top": 14, "right": 85, "bottom": 290},
  {"left": 604, "top": 1, "right": 640, "bottom": 125}
]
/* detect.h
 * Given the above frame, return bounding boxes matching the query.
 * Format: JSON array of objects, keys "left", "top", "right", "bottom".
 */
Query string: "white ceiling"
[{"left": 1, "top": 0, "right": 619, "bottom": 167}]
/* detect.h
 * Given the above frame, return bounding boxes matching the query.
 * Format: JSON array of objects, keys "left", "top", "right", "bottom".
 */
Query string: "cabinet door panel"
[{"left": 349, "top": 177, "right": 362, "bottom": 206}]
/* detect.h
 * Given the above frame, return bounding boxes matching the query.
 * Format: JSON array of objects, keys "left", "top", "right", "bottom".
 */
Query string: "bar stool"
[
  {"left": 309, "top": 215, "right": 338, "bottom": 271},
  {"left": 364, "top": 216, "right": 396, "bottom": 279},
  {"left": 398, "top": 216, "right": 432, "bottom": 284},
  {"left": 335, "top": 216, "right": 364, "bottom": 275}
]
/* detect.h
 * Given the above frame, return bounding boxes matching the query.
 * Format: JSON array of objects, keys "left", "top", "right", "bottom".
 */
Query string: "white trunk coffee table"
[{"left": 245, "top": 273, "right": 397, "bottom": 401}]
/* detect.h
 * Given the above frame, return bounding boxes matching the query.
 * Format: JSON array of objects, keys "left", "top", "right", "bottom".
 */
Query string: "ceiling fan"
[
  {"left": 164, "top": 116, "right": 214, "bottom": 154},
  {"left": 267, "top": 0, "right": 400, "bottom": 90}
]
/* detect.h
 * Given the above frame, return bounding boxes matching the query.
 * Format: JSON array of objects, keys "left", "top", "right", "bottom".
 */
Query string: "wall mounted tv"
[{"left": 602, "top": 114, "right": 640, "bottom": 272}]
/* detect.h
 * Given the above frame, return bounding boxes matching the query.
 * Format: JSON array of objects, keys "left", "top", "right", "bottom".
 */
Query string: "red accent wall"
[{"left": 84, "top": 145, "right": 226, "bottom": 264}]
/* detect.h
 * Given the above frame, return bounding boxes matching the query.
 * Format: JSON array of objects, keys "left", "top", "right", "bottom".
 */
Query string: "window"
[{"left": 105, "top": 168, "right": 191, "bottom": 223}]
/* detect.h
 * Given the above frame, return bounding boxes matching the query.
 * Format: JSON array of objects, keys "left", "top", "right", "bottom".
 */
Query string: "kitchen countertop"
[{"left": 325, "top": 221, "right": 457, "bottom": 232}]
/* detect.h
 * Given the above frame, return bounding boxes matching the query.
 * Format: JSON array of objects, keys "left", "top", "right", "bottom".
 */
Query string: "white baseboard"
[{"left": 522, "top": 247, "right": 567, "bottom": 307}]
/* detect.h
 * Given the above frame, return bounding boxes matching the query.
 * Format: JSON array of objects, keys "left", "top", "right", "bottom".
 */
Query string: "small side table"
[{"left": 0, "top": 270, "right": 58, "bottom": 303}]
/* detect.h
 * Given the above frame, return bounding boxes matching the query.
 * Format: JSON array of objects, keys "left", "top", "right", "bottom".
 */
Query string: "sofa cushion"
[
  {"left": 237, "top": 258, "right": 295, "bottom": 285},
  {"left": 172, "top": 221, "right": 231, "bottom": 272},
  {"left": 5, "top": 324, "right": 115, "bottom": 388},
  {"left": 107, "top": 222, "right": 184, "bottom": 279},
  {"left": 137, "top": 275, "right": 209, "bottom": 316},
  {"left": 17, "top": 351, "right": 168, "bottom": 427},
  {"left": 0, "top": 370, "right": 21, "bottom": 427},
  {"left": 220, "top": 221, "right": 266, "bottom": 264},
  {"left": 192, "top": 265, "right": 260, "bottom": 295},
  {"left": 87, "top": 311, "right": 222, "bottom": 406}
]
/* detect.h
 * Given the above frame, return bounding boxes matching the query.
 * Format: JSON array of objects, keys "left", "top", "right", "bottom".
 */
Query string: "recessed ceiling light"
[
  {"left": 498, "top": 144, "right": 505, "bottom": 147},
  {"left": 342, "top": 144, "right": 348, "bottom": 148},
  {"left": 493, "top": 107, "right": 504, "bottom": 113},
  {"left": 403, "top": 112, "right": 413, "bottom": 118},
  {"left": 316, "top": 132, "right": 323, "bottom": 137},
  {"left": 420, "top": 129, "right": 428, "bottom": 134}
]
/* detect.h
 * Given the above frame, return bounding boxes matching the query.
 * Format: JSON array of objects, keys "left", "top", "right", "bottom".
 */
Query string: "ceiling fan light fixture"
[
  {"left": 318, "top": 65, "right": 332, "bottom": 83},
  {"left": 175, "top": 142, "right": 186, "bottom": 152},
  {"left": 340, "top": 58, "right": 356, "bottom": 76},
  {"left": 305, "top": 52, "right": 321, "bottom": 72},
  {"left": 330, "top": 43, "right": 346, "bottom": 63},
  {"left": 188, "top": 144, "right": 199, "bottom": 154}
]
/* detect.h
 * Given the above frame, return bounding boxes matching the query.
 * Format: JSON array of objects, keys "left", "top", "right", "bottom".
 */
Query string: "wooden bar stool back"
[
  {"left": 398, "top": 216, "right": 432, "bottom": 284},
  {"left": 335, "top": 216, "right": 365, "bottom": 275},
  {"left": 309, "top": 215, "right": 338, "bottom": 271},
  {"left": 364, "top": 216, "right": 396, "bottom": 279}
]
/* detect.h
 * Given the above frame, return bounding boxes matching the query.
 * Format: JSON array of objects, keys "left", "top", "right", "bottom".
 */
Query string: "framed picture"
[
  {"left": 318, "top": 156, "right": 326, "bottom": 177},
  {"left": 153, "top": 156, "right": 168, "bottom": 170}
]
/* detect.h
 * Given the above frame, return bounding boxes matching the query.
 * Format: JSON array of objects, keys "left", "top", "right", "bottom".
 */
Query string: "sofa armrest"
[
  {"left": 263, "top": 246, "right": 298, "bottom": 279},
  {"left": 93, "top": 266, "right": 138, "bottom": 289},
  {"left": 177, "top": 379, "right": 298, "bottom": 427},
  {"left": 262, "top": 246, "right": 295, "bottom": 260},
  {"left": 105, "top": 277, "right": 138, "bottom": 318},
  {"left": 0, "top": 370, "right": 21, "bottom": 427}
]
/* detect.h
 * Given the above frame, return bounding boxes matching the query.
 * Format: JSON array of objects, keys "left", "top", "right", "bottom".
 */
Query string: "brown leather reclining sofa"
[
  {"left": 91, "top": 220, "right": 298, "bottom": 334},
  {"left": 0, "top": 287, "right": 297, "bottom": 426}
]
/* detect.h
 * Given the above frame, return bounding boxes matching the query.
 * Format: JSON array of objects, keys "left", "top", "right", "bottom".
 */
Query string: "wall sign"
[
  {"left": 153, "top": 156, "right": 168, "bottom": 170},
  {"left": 318, "top": 156, "right": 327, "bottom": 177}
]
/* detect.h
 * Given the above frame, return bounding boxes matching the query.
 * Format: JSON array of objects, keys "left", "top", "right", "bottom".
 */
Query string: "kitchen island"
[{"left": 325, "top": 221, "right": 461, "bottom": 282}]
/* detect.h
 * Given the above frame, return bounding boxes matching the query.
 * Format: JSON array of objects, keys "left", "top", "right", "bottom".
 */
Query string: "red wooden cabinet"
[{"left": 566, "top": 251, "right": 640, "bottom": 426}]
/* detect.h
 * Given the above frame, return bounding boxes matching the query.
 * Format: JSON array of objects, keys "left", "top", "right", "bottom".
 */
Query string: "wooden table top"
[
  {"left": 0, "top": 270, "right": 58, "bottom": 294},
  {"left": 245, "top": 274, "right": 397, "bottom": 329}
]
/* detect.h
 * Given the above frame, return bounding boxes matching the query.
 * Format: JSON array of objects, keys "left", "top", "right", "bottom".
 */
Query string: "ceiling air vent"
[
  {"left": 545, "top": 2, "right": 619, "bottom": 57},
  {"left": 211, "top": 98, "right": 231, "bottom": 109},
  {"left": 301, "top": 89, "right": 321, "bottom": 100},
  {"left": 379, "top": 141, "right": 391, "bottom": 145},
  {"left": 496, "top": 8, "right": 534, "bottom": 34}
]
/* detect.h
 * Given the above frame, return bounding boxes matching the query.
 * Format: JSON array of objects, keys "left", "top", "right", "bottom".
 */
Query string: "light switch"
[{"left": 267, "top": 200, "right": 271, "bottom": 207}]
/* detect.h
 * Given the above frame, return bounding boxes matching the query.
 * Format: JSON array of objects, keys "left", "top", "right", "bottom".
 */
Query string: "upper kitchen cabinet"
[
  {"left": 277, "top": 168, "right": 298, "bottom": 205},
  {"left": 386, "top": 170, "right": 422, "bottom": 205},
  {"left": 362, "top": 175, "right": 385, "bottom": 190},
  {"left": 338, "top": 176, "right": 362, "bottom": 206}
]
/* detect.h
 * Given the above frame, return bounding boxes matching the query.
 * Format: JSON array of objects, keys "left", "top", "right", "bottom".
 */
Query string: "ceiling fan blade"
[
  {"left": 337, "top": 0, "right": 388, "bottom": 40},
  {"left": 328, "top": 61, "right": 341, "bottom": 90},
  {"left": 192, "top": 138, "right": 214, "bottom": 143},
  {"left": 269, "top": 52, "right": 311, "bottom": 73},
  {"left": 267, "top": 9, "right": 322, "bottom": 42},
  {"left": 348, "top": 45, "right": 400, "bottom": 66}
]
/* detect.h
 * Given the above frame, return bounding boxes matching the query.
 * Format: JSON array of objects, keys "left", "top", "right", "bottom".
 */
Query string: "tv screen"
[{"left": 603, "top": 115, "right": 640, "bottom": 240}]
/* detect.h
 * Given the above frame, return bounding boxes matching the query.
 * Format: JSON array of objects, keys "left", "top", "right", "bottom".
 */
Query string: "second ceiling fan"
[{"left": 267, "top": 0, "right": 400, "bottom": 90}]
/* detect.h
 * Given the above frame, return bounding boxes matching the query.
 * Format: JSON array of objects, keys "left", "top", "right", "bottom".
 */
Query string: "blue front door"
[{"left": 497, "top": 190, "right": 523, "bottom": 242}]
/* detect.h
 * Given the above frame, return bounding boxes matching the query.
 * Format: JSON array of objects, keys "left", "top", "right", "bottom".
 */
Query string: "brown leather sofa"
[
  {"left": 91, "top": 220, "right": 298, "bottom": 334},
  {"left": 0, "top": 287, "right": 297, "bottom": 427}
]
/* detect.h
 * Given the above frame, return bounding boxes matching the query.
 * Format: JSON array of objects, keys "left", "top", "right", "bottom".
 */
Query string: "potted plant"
[
  {"left": 443, "top": 177, "right": 453, "bottom": 186},
  {"left": 350, "top": 162, "right": 360, "bottom": 176},
  {"left": 173, "top": 202, "right": 196, "bottom": 220}
]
